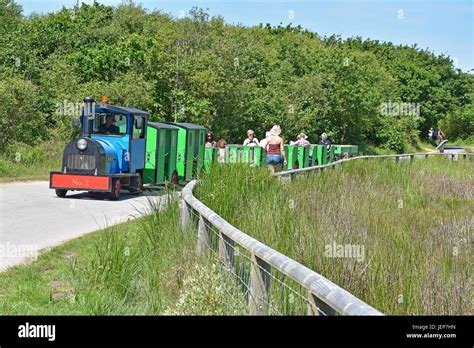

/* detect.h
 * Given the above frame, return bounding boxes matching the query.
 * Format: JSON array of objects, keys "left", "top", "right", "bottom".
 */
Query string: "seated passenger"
[
  {"left": 259, "top": 131, "right": 271, "bottom": 152},
  {"left": 318, "top": 132, "right": 332, "bottom": 161},
  {"left": 318, "top": 132, "right": 331, "bottom": 147},
  {"left": 243, "top": 130, "right": 259, "bottom": 147},
  {"left": 217, "top": 139, "right": 226, "bottom": 163},
  {"left": 293, "top": 133, "right": 310, "bottom": 147},
  {"left": 205, "top": 132, "right": 216, "bottom": 147},
  {"left": 98, "top": 115, "right": 120, "bottom": 135}
]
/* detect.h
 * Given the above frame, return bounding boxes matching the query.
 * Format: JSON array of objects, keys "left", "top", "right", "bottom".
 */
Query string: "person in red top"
[{"left": 266, "top": 125, "right": 287, "bottom": 172}]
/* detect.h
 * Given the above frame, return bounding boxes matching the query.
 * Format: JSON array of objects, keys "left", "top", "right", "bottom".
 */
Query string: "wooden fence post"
[
  {"left": 180, "top": 200, "right": 191, "bottom": 229},
  {"left": 249, "top": 254, "right": 271, "bottom": 315},
  {"left": 197, "top": 215, "right": 211, "bottom": 256},
  {"left": 218, "top": 231, "right": 234, "bottom": 271},
  {"left": 307, "top": 290, "right": 337, "bottom": 316}
]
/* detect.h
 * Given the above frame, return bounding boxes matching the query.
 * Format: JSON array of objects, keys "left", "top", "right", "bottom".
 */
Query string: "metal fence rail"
[
  {"left": 181, "top": 180, "right": 382, "bottom": 316},
  {"left": 275, "top": 152, "right": 473, "bottom": 180}
]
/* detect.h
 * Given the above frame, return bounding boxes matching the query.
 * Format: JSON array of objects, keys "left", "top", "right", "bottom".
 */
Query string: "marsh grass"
[
  {"left": 0, "top": 194, "right": 243, "bottom": 315},
  {"left": 195, "top": 158, "right": 473, "bottom": 315}
]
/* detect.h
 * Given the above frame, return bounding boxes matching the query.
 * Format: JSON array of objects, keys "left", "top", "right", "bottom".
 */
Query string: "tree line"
[{"left": 1, "top": 0, "right": 472, "bottom": 153}]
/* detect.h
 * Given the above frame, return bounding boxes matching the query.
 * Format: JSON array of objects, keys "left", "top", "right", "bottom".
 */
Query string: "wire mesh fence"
[{"left": 186, "top": 205, "right": 336, "bottom": 316}]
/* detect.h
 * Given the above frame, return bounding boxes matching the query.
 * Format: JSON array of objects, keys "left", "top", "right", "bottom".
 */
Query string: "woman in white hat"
[
  {"left": 266, "top": 125, "right": 287, "bottom": 171},
  {"left": 294, "top": 133, "right": 310, "bottom": 147}
]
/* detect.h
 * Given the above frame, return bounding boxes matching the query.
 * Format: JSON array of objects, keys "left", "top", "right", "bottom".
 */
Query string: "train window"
[
  {"left": 132, "top": 116, "right": 145, "bottom": 139},
  {"left": 92, "top": 113, "right": 127, "bottom": 136}
]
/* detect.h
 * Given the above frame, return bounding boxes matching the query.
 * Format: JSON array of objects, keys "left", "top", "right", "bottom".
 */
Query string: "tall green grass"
[
  {"left": 0, "top": 141, "right": 64, "bottom": 182},
  {"left": 0, "top": 196, "right": 245, "bottom": 315},
  {"left": 195, "top": 158, "right": 473, "bottom": 315}
]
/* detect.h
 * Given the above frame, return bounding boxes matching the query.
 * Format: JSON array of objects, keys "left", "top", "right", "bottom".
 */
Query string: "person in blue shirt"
[
  {"left": 318, "top": 132, "right": 331, "bottom": 147},
  {"left": 318, "top": 133, "right": 332, "bottom": 163}
]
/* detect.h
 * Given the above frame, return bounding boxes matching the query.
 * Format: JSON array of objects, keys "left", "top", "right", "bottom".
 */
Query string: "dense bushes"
[{"left": 0, "top": 1, "right": 471, "bottom": 152}]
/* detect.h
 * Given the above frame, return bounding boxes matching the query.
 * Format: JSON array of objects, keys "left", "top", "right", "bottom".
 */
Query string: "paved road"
[{"left": 0, "top": 181, "right": 168, "bottom": 271}]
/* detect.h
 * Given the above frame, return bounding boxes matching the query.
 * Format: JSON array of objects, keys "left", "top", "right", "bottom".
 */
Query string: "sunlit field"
[{"left": 195, "top": 157, "right": 473, "bottom": 315}]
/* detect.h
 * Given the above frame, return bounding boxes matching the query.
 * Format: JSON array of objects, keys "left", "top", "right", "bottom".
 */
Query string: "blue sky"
[{"left": 16, "top": 0, "right": 473, "bottom": 72}]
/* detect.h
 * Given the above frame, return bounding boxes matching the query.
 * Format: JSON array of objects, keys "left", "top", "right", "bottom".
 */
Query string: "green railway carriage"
[
  {"left": 204, "top": 146, "right": 218, "bottom": 172},
  {"left": 252, "top": 146, "right": 265, "bottom": 167},
  {"left": 240, "top": 146, "right": 262, "bottom": 166},
  {"left": 225, "top": 145, "right": 240, "bottom": 163},
  {"left": 169, "top": 122, "right": 207, "bottom": 181},
  {"left": 333, "top": 145, "right": 359, "bottom": 159},
  {"left": 144, "top": 122, "right": 179, "bottom": 185},
  {"left": 283, "top": 145, "right": 311, "bottom": 169},
  {"left": 296, "top": 146, "right": 310, "bottom": 168},
  {"left": 312, "top": 144, "right": 335, "bottom": 165},
  {"left": 240, "top": 146, "right": 253, "bottom": 163},
  {"left": 223, "top": 145, "right": 267, "bottom": 167},
  {"left": 284, "top": 145, "right": 298, "bottom": 170}
]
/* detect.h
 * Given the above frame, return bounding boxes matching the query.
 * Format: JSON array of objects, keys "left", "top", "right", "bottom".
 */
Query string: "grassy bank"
[
  {"left": 0, "top": 141, "right": 63, "bottom": 183},
  {"left": 195, "top": 157, "right": 473, "bottom": 315},
  {"left": 0, "top": 196, "right": 246, "bottom": 315}
]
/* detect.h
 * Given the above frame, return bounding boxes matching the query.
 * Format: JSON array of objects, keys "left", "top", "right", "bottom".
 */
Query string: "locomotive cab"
[{"left": 49, "top": 97, "right": 147, "bottom": 200}]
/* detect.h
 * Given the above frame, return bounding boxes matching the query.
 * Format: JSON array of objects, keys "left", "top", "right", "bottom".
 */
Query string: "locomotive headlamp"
[{"left": 77, "top": 138, "right": 87, "bottom": 151}]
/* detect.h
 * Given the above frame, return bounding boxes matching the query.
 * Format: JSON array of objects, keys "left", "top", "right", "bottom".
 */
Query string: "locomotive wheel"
[
  {"left": 55, "top": 189, "right": 67, "bottom": 198},
  {"left": 110, "top": 179, "right": 121, "bottom": 200},
  {"left": 171, "top": 170, "right": 179, "bottom": 185},
  {"left": 129, "top": 174, "right": 142, "bottom": 194}
]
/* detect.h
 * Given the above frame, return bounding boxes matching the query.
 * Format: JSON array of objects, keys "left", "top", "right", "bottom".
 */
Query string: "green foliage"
[
  {"left": 0, "top": 140, "right": 64, "bottom": 182},
  {"left": 0, "top": 77, "right": 47, "bottom": 148},
  {"left": 439, "top": 91, "right": 474, "bottom": 141},
  {"left": 164, "top": 262, "right": 247, "bottom": 315},
  {"left": 0, "top": 1, "right": 471, "bottom": 152},
  {"left": 377, "top": 116, "right": 420, "bottom": 153}
]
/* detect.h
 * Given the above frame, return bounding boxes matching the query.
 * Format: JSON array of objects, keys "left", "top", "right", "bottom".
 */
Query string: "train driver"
[{"left": 98, "top": 114, "right": 120, "bottom": 135}]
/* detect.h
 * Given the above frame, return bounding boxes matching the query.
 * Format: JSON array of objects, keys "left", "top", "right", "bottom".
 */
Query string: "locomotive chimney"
[{"left": 82, "top": 96, "right": 94, "bottom": 138}]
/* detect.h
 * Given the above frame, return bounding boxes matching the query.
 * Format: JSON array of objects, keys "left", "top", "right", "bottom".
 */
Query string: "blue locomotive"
[{"left": 50, "top": 96, "right": 147, "bottom": 200}]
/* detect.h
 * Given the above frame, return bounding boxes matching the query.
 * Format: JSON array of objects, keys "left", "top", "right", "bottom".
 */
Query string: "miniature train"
[{"left": 50, "top": 98, "right": 358, "bottom": 199}]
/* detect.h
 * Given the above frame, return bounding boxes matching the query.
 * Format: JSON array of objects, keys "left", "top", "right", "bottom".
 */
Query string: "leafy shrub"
[{"left": 164, "top": 263, "right": 247, "bottom": 315}]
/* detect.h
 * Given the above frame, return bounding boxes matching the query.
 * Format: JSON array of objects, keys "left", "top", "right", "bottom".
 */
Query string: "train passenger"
[
  {"left": 266, "top": 125, "right": 287, "bottom": 173},
  {"left": 243, "top": 130, "right": 259, "bottom": 147},
  {"left": 318, "top": 133, "right": 332, "bottom": 163},
  {"left": 293, "top": 133, "right": 310, "bottom": 147},
  {"left": 217, "top": 139, "right": 226, "bottom": 163},
  {"left": 205, "top": 132, "right": 216, "bottom": 147},
  {"left": 318, "top": 132, "right": 331, "bottom": 147},
  {"left": 259, "top": 131, "right": 271, "bottom": 152}
]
